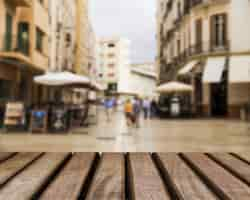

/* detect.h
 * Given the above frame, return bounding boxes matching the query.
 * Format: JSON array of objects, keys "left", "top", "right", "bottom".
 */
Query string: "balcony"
[
  {"left": 159, "top": 41, "right": 230, "bottom": 81},
  {"left": 9, "top": 0, "right": 32, "bottom": 7},
  {"left": 190, "top": 0, "right": 229, "bottom": 10},
  {"left": 0, "top": 35, "right": 30, "bottom": 60},
  {"left": 188, "top": 41, "right": 230, "bottom": 57}
]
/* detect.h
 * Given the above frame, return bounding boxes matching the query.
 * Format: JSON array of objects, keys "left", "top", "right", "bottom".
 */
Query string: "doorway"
[
  {"left": 210, "top": 70, "right": 228, "bottom": 116},
  {"left": 194, "top": 73, "right": 203, "bottom": 115}
]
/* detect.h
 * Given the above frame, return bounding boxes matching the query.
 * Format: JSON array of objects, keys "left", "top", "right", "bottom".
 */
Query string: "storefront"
[{"left": 179, "top": 55, "right": 250, "bottom": 119}]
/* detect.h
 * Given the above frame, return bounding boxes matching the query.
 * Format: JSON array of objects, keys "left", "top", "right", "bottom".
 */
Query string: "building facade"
[
  {"left": 98, "top": 37, "right": 131, "bottom": 94},
  {"left": 130, "top": 63, "right": 158, "bottom": 98},
  {"left": 49, "top": 0, "right": 76, "bottom": 73},
  {"left": 75, "top": 0, "right": 91, "bottom": 76},
  {"left": 0, "top": 0, "right": 49, "bottom": 108},
  {"left": 157, "top": 0, "right": 250, "bottom": 118}
]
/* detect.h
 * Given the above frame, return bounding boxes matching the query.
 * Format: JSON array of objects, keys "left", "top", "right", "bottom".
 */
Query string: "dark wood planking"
[
  {"left": 0, "top": 153, "right": 68, "bottom": 200},
  {"left": 208, "top": 153, "right": 250, "bottom": 186},
  {"left": 155, "top": 153, "right": 218, "bottom": 200},
  {"left": 40, "top": 153, "right": 97, "bottom": 200},
  {"left": 182, "top": 153, "right": 250, "bottom": 200},
  {"left": 85, "top": 153, "right": 125, "bottom": 200},
  {"left": 0, "top": 153, "right": 16, "bottom": 163},
  {"left": 128, "top": 153, "right": 171, "bottom": 200},
  {"left": 0, "top": 153, "right": 42, "bottom": 187}
]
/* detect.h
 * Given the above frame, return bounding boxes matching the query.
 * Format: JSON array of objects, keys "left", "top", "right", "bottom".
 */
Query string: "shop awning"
[
  {"left": 203, "top": 57, "right": 226, "bottom": 83},
  {"left": 34, "top": 71, "right": 90, "bottom": 86},
  {"left": 229, "top": 56, "right": 250, "bottom": 83},
  {"left": 156, "top": 81, "right": 193, "bottom": 93},
  {"left": 178, "top": 60, "right": 199, "bottom": 75}
]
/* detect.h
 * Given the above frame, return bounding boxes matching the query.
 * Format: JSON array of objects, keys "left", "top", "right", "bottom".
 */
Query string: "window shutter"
[
  {"left": 223, "top": 13, "right": 228, "bottom": 48},
  {"left": 210, "top": 15, "right": 215, "bottom": 51}
]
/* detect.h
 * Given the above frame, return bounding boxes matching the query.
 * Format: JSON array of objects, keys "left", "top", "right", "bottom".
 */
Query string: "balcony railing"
[
  {"left": 9, "top": 0, "right": 31, "bottom": 7},
  {"left": 1, "top": 35, "right": 30, "bottom": 56},
  {"left": 159, "top": 40, "right": 230, "bottom": 80}
]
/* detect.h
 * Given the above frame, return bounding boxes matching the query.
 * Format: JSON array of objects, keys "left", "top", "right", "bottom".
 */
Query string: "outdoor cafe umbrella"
[
  {"left": 156, "top": 81, "right": 193, "bottom": 93},
  {"left": 34, "top": 71, "right": 90, "bottom": 86}
]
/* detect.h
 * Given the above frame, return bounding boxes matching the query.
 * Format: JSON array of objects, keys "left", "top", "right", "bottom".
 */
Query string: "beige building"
[
  {"left": 0, "top": 0, "right": 49, "bottom": 108},
  {"left": 157, "top": 0, "right": 250, "bottom": 118},
  {"left": 75, "top": 0, "right": 91, "bottom": 76},
  {"left": 98, "top": 37, "right": 131, "bottom": 94},
  {"left": 49, "top": 0, "right": 76, "bottom": 72}
]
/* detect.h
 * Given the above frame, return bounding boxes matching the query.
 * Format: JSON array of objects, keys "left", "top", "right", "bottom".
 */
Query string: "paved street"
[{"left": 0, "top": 110, "right": 250, "bottom": 152}]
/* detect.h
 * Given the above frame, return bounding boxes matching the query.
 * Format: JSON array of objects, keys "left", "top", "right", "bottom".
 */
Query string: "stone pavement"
[{"left": 0, "top": 111, "right": 250, "bottom": 152}]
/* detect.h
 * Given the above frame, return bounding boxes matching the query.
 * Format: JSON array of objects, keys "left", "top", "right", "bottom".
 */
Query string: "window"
[
  {"left": 108, "top": 73, "right": 115, "bottom": 77},
  {"left": 195, "top": 18, "right": 203, "bottom": 52},
  {"left": 39, "top": 0, "right": 44, "bottom": 5},
  {"left": 108, "top": 54, "right": 115, "bottom": 58},
  {"left": 0, "top": 80, "right": 12, "bottom": 100},
  {"left": 210, "top": 13, "right": 228, "bottom": 49},
  {"left": 36, "top": 28, "right": 44, "bottom": 52},
  {"left": 108, "top": 43, "right": 115, "bottom": 48},
  {"left": 108, "top": 64, "right": 115, "bottom": 68}
]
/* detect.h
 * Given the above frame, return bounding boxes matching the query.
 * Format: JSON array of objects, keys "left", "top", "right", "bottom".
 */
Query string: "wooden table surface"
[{"left": 0, "top": 153, "right": 248, "bottom": 199}]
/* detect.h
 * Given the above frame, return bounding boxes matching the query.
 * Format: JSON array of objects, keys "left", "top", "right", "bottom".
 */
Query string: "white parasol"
[
  {"left": 156, "top": 81, "right": 193, "bottom": 93},
  {"left": 34, "top": 71, "right": 90, "bottom": 86}
]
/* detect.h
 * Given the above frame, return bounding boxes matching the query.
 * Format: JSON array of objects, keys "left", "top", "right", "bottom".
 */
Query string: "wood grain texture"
[
  {"left": 0, "top": 153, "right": 68, "bottom": 200},
  {"left": 235, "top": 153, "right": 250, "bottom": 163},
  {"left": 183, "top": 153, "right": 250, "bottom": 200},
  {"left": 128, "top": 153, "right": 171, "bottom": 200},
  {"left": 85, "top": 153, "right": 125, "bottom": 200},
  {"left": 40, "top": 153, "right": 96, "bottom": 200},
  {"left": 156, "top": 153, "right": 218, "bottom": 200},
  {"left": 208, "top": 153, "right": 250, "bottom": 186},
  {"left": 0, "top": 153, "right": 41, "bottom": 187},
  {"left": 0, "top": 153, "right": 15, "bottom": 163}
]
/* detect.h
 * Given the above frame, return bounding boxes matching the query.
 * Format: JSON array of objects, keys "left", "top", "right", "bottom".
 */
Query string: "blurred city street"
[{"left": 1, "top": 110, "right": 250, "bottom": 152}]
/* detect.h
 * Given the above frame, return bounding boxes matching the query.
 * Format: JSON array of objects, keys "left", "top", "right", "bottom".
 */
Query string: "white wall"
[
  {"left": 129, "top": 72, "right": 157, "bottom": 98},
  {"left": 230, "top": 0, "right": 250, "bottom": 52}
]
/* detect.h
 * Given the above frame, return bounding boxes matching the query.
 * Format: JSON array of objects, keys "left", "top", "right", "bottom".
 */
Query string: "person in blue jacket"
[{"left": 104, "top": 97, "right": 113, "bottom": 122}]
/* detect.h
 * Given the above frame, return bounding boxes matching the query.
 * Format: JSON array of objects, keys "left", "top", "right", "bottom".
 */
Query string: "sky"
[{"left": 89, "top": 0, "right": 157, "bottom": 64}]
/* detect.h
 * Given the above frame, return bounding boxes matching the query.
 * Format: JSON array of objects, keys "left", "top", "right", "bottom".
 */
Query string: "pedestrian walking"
[
  {"left": 133, "top": 97, "right": 141, "bottom": 128},
  {"left": 150, "top": 99, "right": 158, "bottom": 118},
  {"left": 142, "top": 98, "right": 151, "bottom": 119},
  {"left": 124, "top": 99, "right": 134, "bottom": 127},
  {"left": 104, "top": 97, "right": 113, "bottom": 122}
]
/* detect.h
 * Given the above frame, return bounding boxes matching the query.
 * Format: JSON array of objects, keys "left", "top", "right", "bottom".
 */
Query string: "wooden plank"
[
  {"left": 128, "top": 153, "right": 171, "bottom": 200},
  {"left": 208, "top": 153, "right": 250, "bottom": 186},
  {"left": 182, "top": 153, "right": 250, "bottom": 200},
  {"left": 86, "top": 153, "right": 125, "bottom": 200},
  {"left": 0, "top": 153, "right": 16, "bottom": 163},
  {"left": 40, "top": 153, "right": 97, "bottom": 200},
  {"left": 155, "top": 153, "right": 218, "bottom": 200},
  {"left": 0, "top": 153, "right": 42, "bottom": 187},
  {"left": 0, "top": 153, "right": 69, "bottom": 200},
  {"left": 233, "top": 153, "right": 250, "bottom": 164}
]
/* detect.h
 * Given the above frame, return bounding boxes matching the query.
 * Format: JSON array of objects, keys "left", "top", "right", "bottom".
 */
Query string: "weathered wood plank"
[
  {"left": 85, "top": 153, "right": 125, "bottom": 200},
  {"left": 208, "top": 153, "right": 250, "bottom": 186},
  {"left": 128, "top": 153, "right": 171, "bottom": 200},
  {"left": 0, "top": 153, "right": 69, "bottom": 200},
  {"left": 234, "top": 153, "right": 250, "bottom": 164},
  {"left": 40, "top": 153, "right": 97, "bottom": 200},
  {"left": 0, "top": 153, "right": 42, "bottom": 187},
  {"left": 182, "top": 153, "right": 250, "bottom": 200},
  {"left": 155, "top": 153, "right": 218, "bottom": 200},
  {"left": 0, "top": 153, "right": 16, "bottom": 163}
]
